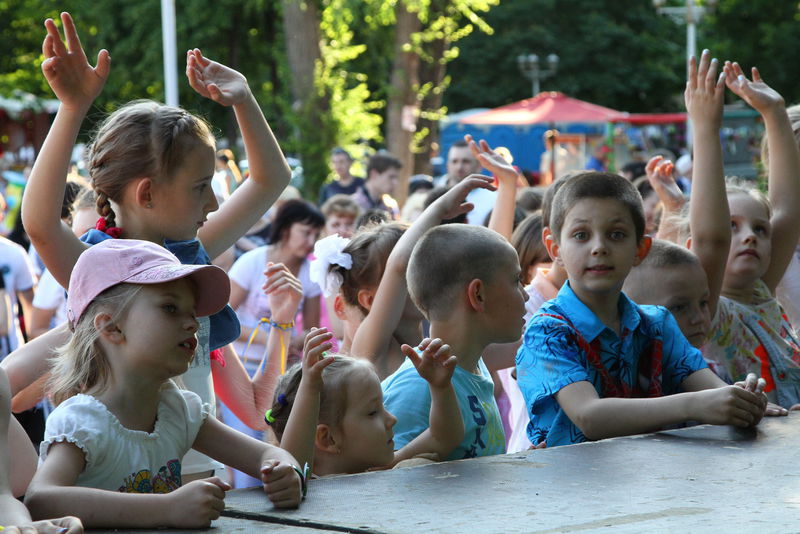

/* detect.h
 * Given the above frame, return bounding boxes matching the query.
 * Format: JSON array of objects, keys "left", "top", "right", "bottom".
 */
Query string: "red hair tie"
[{"left": 95, "top": 217, "right": 123, "bottom": 239}]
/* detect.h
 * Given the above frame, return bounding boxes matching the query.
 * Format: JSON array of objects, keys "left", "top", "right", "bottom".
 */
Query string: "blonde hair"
[
  {"left": 726, "top": 181, "right": 771, "bottom": 219},
  {"left": 760, "top": 103, "right": 800, "bottom": 171},
  {"left": 48, "top": 284, "right": 142, "bottom": 405},
  {"left": 86, "top": 100, "right": 214, "bottom": 227},
  {"left": 269, "top": 356, "right": 373, "bottom": 441}
]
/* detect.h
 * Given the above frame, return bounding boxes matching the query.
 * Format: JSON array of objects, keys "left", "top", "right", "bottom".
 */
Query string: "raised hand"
[
  {"left": 260, "top": 460, "right": 303, "bottom": 509},
  {"left": 264, "top": 262, "right": 304, "bottom": 321},
  {"left": 466, "top": 134, "right": 520, "bottom": 186},
  {"left": 300, "top": 327, "right": 335, "bottom": 391},
  {"left": 431, "top": 174, "right": 496, "bottom": 221},
  {"left": 41, "top": 12, "right": 110, "bottom": 112},
  {"left": 723, "top": 61, "right": 785, "bottom": 114},
  {"left": 645, "top": 155, "right": 684, "bottom": 213},
  {"left": 166, "top": 476, "right": 228, "bottom": 528},
  {"left": 186, "top": 49, "right": 250, "bottom": 106},
  {"left": 685, "top": 50, "right": 725, "bottom": 129},
  {"left": 403, "top": 338, "right": 458, "bottom": 390}
]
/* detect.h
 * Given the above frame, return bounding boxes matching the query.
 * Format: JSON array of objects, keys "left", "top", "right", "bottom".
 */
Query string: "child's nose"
[
  {"left": 385, "top": 410, "right": 397, "bottom": 429},
  {"left": 185, "top": 315, "right": 199, "bottom": 333}
]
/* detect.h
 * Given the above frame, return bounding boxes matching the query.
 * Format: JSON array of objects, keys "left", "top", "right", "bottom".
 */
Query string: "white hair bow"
[{"left": 310, "top": 235, "right": 353, "bottom": 297}]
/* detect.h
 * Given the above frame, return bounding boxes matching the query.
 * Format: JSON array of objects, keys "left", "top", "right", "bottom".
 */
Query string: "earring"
[{"left": 146, "top": 202, "right": 153, "bottom": 209}]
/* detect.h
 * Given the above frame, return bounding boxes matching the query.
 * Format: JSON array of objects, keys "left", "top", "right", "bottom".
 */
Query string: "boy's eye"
[
  {"left": 669, "top": 304, "right": 686, "bottom": 314},
  {"left": 572, "top": 231, "right": 588, "bottom": 240},
  {"left": 610, "top": 230, "right": 626, "bottom": 240},
  {"left": 730, "top": 221, "right": 738, "bottom": 230},
  {"left": 162, "top": 304, "right": 178, "bottom": 313}
]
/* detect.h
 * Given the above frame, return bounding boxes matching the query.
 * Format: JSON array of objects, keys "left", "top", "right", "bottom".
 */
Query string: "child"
[
  {"left": 348, "top": 175, "right": 496, "bottom": 379},
  {"left": 383, "top": 223, "right": 528, "bottom": 459},
  {"left": 700, "top": 61, "right": 800, "bottom": 409},
  {"left": 267, "top": 328, "right": 464, "bottom": 476},
  {"left": 24, "top": 239, "right": 302, "bottom": 528},
  {"left": 14, "top": 12, "right": 292, "bottom": 479},
  {"left": 624, "top": 50, "right": 727, "bottom": 352},
  {"left": 0, "top": 367, "right": 83, "bottom": 533},
  {"left": 516, "top": 171, "right": 768, "bottom": 447}
]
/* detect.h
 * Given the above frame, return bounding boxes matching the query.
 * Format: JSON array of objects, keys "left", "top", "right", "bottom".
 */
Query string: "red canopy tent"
[{"left": 461, "top": 92, "right": 628, "bottom": 125}]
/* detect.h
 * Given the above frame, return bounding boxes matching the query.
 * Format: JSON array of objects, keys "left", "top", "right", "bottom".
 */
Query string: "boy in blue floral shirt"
[{"left": 516, "top": 171, "right": 767, "bottom": 447}]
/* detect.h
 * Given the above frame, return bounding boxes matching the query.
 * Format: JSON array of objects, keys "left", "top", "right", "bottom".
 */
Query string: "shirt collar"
[{"left": 556, "top": 282, "right": 641, "bottom": 341}]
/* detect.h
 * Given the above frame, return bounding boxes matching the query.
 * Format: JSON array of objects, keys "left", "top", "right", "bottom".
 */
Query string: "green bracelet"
[{"left": 292, "top": 462, "right": 309, "bottom": 498}]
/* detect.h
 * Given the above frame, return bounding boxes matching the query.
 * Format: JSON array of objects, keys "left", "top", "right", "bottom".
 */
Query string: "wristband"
[
  {"left": 269, "top": 319, "right": 295, "bottom": 331},
  {"left": 292, "top": 462, "right": 309, "bottom": 498}
]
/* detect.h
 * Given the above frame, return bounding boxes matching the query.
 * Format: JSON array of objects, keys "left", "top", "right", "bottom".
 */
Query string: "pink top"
[{"left": 501, "top": 267, "right": 563, "bottom": 453}]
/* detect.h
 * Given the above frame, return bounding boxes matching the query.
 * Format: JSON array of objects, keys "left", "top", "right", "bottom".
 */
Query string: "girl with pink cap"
[{"left": 24, "top": 240, "right": 303, "bottom": 529}]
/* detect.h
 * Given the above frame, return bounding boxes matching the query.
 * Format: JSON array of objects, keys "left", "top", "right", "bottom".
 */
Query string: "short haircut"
[
  {"left": 541, "top": 170, "right": 582, "bottom": 228},
  {"left": 638, "top": 238, "right": 699, "bottom": 269},
  {"left": 408, "top": 224, "right": 516, "bottom": 321},
  {"left": 331, "top": 147, "right": 353, "bottom": 161},
  {"left": 268, "top": 199, "right": 325, "bottom": 245},
  {"left": 449, "top": 140, "right": 469, "bottom": 152},
  {"left": 550, "top": 172, "right": 645, "bottom": 242},
  {"left": 366, "top": 153, "right": 402, "bottom": 179},
  {"left": 321, "top": 194, "right": 360, "bottom": 219}
]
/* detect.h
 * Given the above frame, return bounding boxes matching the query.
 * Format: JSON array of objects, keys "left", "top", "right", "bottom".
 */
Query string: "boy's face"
[
  {"left": 548, "top": 198, "right": 649, "bottom": 304},
  {"left": 483, "top": 245, "right": 529, "bottom": 343},
  {"left": 369, "top": 168, "right": 399, "bottom": 197},
  {"left": 626, "top": 263, "right": 711, "bottom": 348}
]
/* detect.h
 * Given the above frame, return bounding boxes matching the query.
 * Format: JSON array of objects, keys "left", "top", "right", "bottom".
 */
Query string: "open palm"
[{"left": 186, "top": 49, "right": 249, "bottom": 106}]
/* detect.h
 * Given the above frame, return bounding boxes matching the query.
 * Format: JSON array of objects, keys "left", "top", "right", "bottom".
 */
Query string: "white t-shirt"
[
  {"left": 40, "top": 381, "right": 209, "bottom": 493},
  {"left": 31, "top": 269, "right": 67, "bottom": 329},
  {"left": 228, "top": 247, "right": 321, "bottom": 359},
  {"left": 0, "top": 237, "right": 35, "bottom": 356}
]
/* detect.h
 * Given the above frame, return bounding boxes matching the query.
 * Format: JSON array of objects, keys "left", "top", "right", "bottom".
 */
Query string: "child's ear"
[
  {"left": 333, "top": 294, "right": 347, "bottom": 320},
  {"left": 466, "top": 279, "right": 486, "bottom": 312},
  {"left": 356, "top": 288, "right": 376, "bottom": 312},
  {"left": 315, "top": 424, "right": 341, "bottom": 454},
  {"left": 94, "top": 313, "right": 124, "bottom": 343},
  {"left": 132, "top": 177, "right": 155, "bottom": 209},
  {"left": 633, "top": 235, "right": 653, "bottom": 266},
  {"left": 543, "top": 228, "right": 562, "bottom": 265},
  {"left": 685, "top": 236, "right": 692, "bottom": 250}
]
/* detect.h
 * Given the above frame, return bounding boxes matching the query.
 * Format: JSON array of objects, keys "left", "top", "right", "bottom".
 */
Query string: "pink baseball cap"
[{"left": 66, "top": 239, "right": 230, "bottom": 329}]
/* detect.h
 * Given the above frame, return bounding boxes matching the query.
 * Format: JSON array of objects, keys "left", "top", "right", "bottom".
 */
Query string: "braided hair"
[{"left": 86, "top": 100, "right": 214, "bottom": 228}]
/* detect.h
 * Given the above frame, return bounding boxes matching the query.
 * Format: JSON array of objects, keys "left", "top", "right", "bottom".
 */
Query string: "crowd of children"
[{"left": 0, "top": 11, "right": 797, "bottom": 531}]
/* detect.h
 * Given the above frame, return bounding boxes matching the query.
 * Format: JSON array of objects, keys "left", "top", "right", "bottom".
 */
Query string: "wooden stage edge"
[{"left": 96, "top": 414, "right": 800, "bottom": 533}]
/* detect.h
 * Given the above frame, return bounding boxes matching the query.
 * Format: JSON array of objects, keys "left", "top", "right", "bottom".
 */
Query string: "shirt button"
[{"left": 778, "top": 372, "right": 786, "bottom": 380}]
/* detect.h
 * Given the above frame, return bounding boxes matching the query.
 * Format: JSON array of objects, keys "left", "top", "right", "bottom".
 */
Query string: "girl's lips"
[
  {"left": 180, "top": 337, "right": 198, "bottom": 352},
  {"left": 737, "top": 249, "right": 759, "bottom": 258}
]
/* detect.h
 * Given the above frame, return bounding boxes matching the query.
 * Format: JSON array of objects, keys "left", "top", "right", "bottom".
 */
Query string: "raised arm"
[
  {"left": 1, "top": 323, "right": 70, "bottom": 406},
  {"left": 466, "top": 134, "right": 521, "bottom": 241},
  {"left": 724, "top": 61, "right": 800, "bottom": 292},
  {"left": 21, "top": 12, "right": 107, "bottom": 287},
  {"left": 686, "top": 51, "right": 729, "bottom": 320},
  {"left": 646, "top": 156, "right": 685, "bottom": 242},
  {"left": 186, "top": 49, "right": 291, "bottom": 259},
  {"left": 275, "top": 328, "right": 335, "bottom": 471},
  {"left": 213, "top": 263, "right": 303, "bottom": 429},
  {"left": 391, "top": 339, "right": 464, "bottom": 464},
  {"left": 350, "top": 175, "right": 496, "bottom": 362}
]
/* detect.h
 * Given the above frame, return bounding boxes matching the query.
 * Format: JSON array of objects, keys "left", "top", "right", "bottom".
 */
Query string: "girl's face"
[
  {"left": 153, "top": 143, "right": 219, "bottom": 242},
  {"left": 725, "top": 193, "right": 771, "bottom": 286},
  {"left": 72, "top": 207, "right": 98, "bottom": 237},
  {"left": 335, "top": 366, "right": 397, "bottom": 472},
  {"left": 114, "top": 279, "right": 199, "bottom": 381},
  {"left": 283, "top": 222, "right": 321, "bottom": 260}
]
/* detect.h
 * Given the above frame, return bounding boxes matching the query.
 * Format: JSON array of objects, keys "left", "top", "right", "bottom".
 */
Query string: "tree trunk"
[
  {"left": 385, "top": 1, "right": 421, "bottom": 207},
  {"left": 282, "top": 0, "right": 332, "bottom": 200},
  {"left": 413, "top": 31, "right": 448, "bottom": 177}
]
